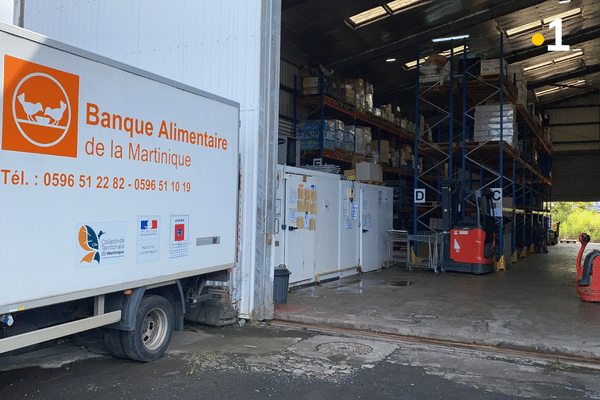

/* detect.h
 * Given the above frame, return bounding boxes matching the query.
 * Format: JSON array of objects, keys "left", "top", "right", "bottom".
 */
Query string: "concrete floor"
[{"left": 274, "top": 242, "right": 600, "bottom": 359}]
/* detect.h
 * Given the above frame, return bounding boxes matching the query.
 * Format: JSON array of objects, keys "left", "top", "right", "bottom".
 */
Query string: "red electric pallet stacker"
[
  {"left": 576, "top": 232, "right": 600, "bottom": 302},
  {"left": 441, "top": 179, "right": 497, "bottom": 274}
]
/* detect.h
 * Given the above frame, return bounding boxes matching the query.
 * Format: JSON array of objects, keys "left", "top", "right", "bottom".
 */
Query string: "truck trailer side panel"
[{"left": 0, "top": 23, "right": 240, "bottom": 314}]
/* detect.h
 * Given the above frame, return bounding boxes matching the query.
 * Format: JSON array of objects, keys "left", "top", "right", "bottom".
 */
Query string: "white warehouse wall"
[
  {"left": 0, "top": 0, "right": 13, "bottom": 23},
  {"left": 18, "top": 0, "right": 281, "bottom": 320}
]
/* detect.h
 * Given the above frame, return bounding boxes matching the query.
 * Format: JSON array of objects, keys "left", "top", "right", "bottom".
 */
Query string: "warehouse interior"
[
  {"left": 278, "top": 0, "right": 599, "bottom": 198},
  {"left": 7, "top": 0, "right": 600, "bottom": 357},
  {"left": 274, "top": 0, "right": 600, "bottom": 355}
]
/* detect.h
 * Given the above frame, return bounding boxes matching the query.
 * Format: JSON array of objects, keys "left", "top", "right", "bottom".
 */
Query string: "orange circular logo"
[
  {"left": 2, "top": 55, "right": 79, "bottom": 158},
  {"left": 12, "top": 73, "right": 72, "bottom": 147}
]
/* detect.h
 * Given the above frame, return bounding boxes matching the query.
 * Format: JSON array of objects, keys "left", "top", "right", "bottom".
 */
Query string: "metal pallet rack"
[
  {"left": 293, "top": 73, "right": 439, "bottom": 232},
  {"left": 412, "top": 34, "right": 552, "bottom": 262}
]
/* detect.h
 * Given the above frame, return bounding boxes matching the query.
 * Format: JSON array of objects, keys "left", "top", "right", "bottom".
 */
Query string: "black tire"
[
  {"left": 121, "top": 295, "right": 174, "bottom": 362},
  {"left": 103, "top": 328, "right": 128, "bottom": 359}
]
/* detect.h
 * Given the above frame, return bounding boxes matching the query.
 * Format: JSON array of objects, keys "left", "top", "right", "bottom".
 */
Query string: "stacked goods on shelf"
[
  {"left": 473, "top": 103, "right": 517, "bottom": 148},
  {"left": 400, "top": 145, "right": 414, "bottom": 169},
  {"left": 378, "top": 139, "right": 390, "bottom": 165},
  {"left": 346, "top": 78, "right": 366, "bottom": 112},
  {"left": 417, "top": 114, "right": 433, "bottom": 142},
  {"left": 420, "top": 54, "right": 450, "bottom": 85},
  {"left": 508, "top": 64, "right": 527, "bottom": 106},
  {"left": 298, "top": 120, "right": 320, "bottom": 150},
  {"left": 303, "top": 73, "right": 342, "bottom": 99},
  {"left": 354, "top": 126, "right": 372, "bottom": 155},
  {"left": 298, "top": 119, "right": 356, "bottom": 152},
  {"left": 365, "top": 82, "right": 374, "bottom": 113},
  {"left": 344, "top": 78, "right": 375, "bottom": 114},
  {"left": 480, "top": 58, "right": 508, "bottom": 76},
  {"left": 380, "top": 104, "right": 400, "bottom": 123},
  {"left": 390, "top": 147, "right": 400, "bottom": 167},
  {"left": 356, "top": 162, "right": 382, "bottom": 182},
  {"left": 340, "top": 82, "right": 355, "bottom": 106},
  {"left": 302, "top": 71, "right": 417, "bottom": 133}
]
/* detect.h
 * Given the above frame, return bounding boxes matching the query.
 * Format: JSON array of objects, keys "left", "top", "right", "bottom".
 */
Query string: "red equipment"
[
  {"left": 442, "top": 179, "right": 497, "bottom": 274},
  {"left": 576, "top": 233, "right": 600, "bottom": 302}
]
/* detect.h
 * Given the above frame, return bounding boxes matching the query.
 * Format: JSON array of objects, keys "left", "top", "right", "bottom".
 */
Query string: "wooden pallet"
[
  {"left": 560, "top": 238, "right": 577, "bottom": 244},
  {"left": 359, "top": 180, "right": 386, "bottom": 186}
]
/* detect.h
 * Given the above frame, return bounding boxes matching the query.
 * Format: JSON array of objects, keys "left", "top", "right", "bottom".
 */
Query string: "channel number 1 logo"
[{"left": 2, "top": 55, "right": 79, "bottom": 157}]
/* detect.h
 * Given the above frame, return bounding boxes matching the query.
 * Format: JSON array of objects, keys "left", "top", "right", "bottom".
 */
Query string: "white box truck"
[{"left": 0, "top": 23, "right": 240, "bottom": 361}]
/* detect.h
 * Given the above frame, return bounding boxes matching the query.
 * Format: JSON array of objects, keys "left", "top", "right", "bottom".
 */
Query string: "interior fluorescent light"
[
  {"left": 385, "top": 0, "right": 430, "bottom": 15},
  {"left": 536, "top": 87, "right": 561, "bottom": 96},
  {"left": 524, "top": 51, "right": 583, "bottom": 72},
  {"left": 386, "top": 58, "right": 397, "bottom": 62},
  {"left": 432, "top": 35, "right": 469, "bottom": 43},
  {"left": 553, "top": 50, "right": 584, "bottom": 63},
  {"left": 523, "top": 60, "right": 553, "bottom": 72},
  {"left": 506, "top": 20, "right": 542, "bottom": 38},
  {"left": 564, "top": 79, "right": 586, "bottom": 86},
  {"left": 402, "top": 46, "right": 467, "bottom": 70},
  {"left": 536, "top": 79, "right": 585, "bottom": 96},
  {"left": 403, "top": 58, "right": 427, "bottom": 70},
  {"left": 542, "top": 8, "right": 581, "bottom": 25},
  {"left": 346, "top": 6, "right": 389, "bottom": 29},
  {"left": 440, "top": 45, "right": 467, "bottom": 57}
]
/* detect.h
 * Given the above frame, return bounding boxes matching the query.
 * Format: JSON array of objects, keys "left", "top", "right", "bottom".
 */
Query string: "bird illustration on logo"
[
  {"left": 17, "top": 93, "right": 42, "bottom": 121},
  {"left": 44, "top": 100, "right": 67, "bottom": 125},
  {"left": 2, "top": 56, "right": 79, "bottom": 157},
  {"left": 78, "top": 225, "right": 105, "bottom": 263},
  {"left": 17, "top": 91, "right": 68, "bottom": 126}
]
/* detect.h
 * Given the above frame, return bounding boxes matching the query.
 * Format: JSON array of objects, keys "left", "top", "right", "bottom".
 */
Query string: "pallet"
[
  {"left": 359, "top": 180, "right": 386, "bottom": 186},
  {"left": 560, "top": 238, "right": 577, "bottom": 244}
]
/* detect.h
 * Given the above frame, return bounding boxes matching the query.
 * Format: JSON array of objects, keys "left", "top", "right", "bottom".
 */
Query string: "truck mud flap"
[{"left": 185, "top": 286, "right": 236, "bottom": 327}]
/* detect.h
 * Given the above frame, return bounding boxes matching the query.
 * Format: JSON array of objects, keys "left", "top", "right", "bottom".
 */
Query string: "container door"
[
  {"left": 378, "top": 186, "right": 393, "bottom": 267},
  {"left": 358, "top": 183, "right": 379, "bottom": 272},
  {"left": 284, "top": 173, "right": 316, "bottom": 285},
  {"left": 313, "top": 173, "right": 340, "bottom": 279},
  {"left": 339, "top": 181, "right": 360, "bottom": 275},
  {"left": 273, "top": 165, "right": 285, "bottom": 269}
]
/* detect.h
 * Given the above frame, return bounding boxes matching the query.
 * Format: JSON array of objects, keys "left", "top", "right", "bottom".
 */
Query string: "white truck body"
[{"left": 0, "top": 23, "right": 239, "bottom": 358}]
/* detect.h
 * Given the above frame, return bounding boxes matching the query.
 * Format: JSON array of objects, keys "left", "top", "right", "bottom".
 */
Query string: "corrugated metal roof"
[{"left": 282, "top": 0, "right": 600, "bottom": 105}]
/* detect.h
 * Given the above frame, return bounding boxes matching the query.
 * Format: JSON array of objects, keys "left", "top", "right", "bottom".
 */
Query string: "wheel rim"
[{"left": 141, "top": 307, "right": 169, "bottom": 351}]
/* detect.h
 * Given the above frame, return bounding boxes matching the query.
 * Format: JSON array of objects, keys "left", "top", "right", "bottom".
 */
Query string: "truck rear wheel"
[
  {"left": 121, "top": 295, "right": 174, "bottom": 362},
  {"left": 103, "top": 328, "right": 128, "bottom": 359}
]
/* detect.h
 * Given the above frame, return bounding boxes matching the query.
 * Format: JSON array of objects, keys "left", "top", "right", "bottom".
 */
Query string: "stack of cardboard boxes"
[
  {"left": 473, "top": 103, "right": 517, "bottom": 148},
  {"left": 508, "top": 64, "right": 527, "bottom": 106}
]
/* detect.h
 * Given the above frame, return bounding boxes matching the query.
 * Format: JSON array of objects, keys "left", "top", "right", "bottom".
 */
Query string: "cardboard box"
[
  {"left": 480, "top": 59, "right": 508, "bottom": 75},
  {"left": 378, "top": 140, "right": 390, "bottom": 163},
  {"left": 302, "top": 74, "right": 341, "bottom": 98},
  {"left": 344, "top": 169, "right": 356, "bottom": 181},
  {"left": 356, "top": 162, "right": 381, "bottom": 182},
  {"left": 341, "top": 85, "right": 355, "bottom": 106},
  {"left": 346, "top": 78, "right": 364, "bottom": 94},
  {"left": 302, "top": 77, "right": 320, "bottom": 95}
]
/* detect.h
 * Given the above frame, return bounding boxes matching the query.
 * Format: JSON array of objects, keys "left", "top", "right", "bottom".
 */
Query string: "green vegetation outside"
[{"left": 552, "top": 202, "right": 600, "bottom": 242}]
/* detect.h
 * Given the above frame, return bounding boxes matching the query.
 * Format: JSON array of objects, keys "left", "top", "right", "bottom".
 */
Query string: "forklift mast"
[
  {"left": 441, "top": 179, "right": 495, "bottom": 232},
  {"left": 441, "top": 179, "right": 497, "bottom": 274},
  {"left": 441, "top": 179, "right": 460, "bottom": 232}
]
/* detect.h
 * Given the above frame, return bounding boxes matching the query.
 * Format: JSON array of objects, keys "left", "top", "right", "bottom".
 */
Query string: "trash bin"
[{"left": 273, "top": 264, "right": 291, "bottom": 304}]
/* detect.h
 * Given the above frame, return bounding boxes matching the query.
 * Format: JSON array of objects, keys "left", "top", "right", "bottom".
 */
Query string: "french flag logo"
[{"left": 141, "top": 220, "right": 158, "bottom": 230}]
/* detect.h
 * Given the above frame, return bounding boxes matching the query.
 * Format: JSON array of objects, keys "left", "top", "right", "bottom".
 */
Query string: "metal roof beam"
[
  {"left": 507, "top": 26, "right": 600, "bottom": 65},
  {"left": 325, "top": 0, "right": 547, "bottom": 69},
  {"left": 528, "top": 64, "right": 600, "bottom": 90}
]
